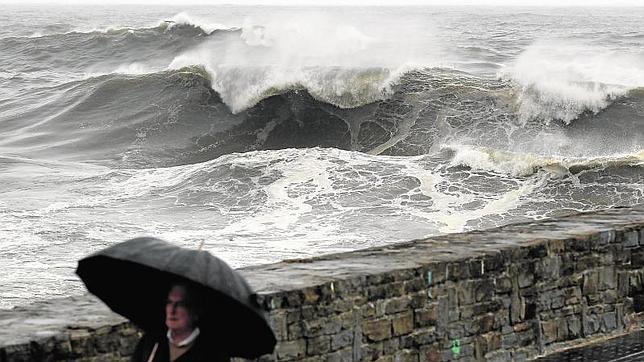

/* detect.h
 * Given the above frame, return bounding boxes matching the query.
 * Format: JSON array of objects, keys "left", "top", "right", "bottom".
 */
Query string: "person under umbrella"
[
  {"left": 76, "top": 237, "right": 276, "bottom": 362},
  {"left": 131, "top": 282, "right": 225, "bottom": 362}
]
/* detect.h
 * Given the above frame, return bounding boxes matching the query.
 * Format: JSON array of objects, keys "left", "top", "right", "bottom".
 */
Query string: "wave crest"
[
  {"left": 447, "top": 144, "right": 644, "bottom": 177},
  {"left": 162, "top": 12, "right": 234, "bottom": 35},
  {"left": 502, "top": 41, "right": 644, "bottom": 124},
  {"left": 167, "top": 12, "right": 433, "bottom": 112}
]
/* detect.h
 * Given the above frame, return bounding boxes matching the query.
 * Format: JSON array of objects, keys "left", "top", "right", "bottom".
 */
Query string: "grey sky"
[{"left": 3, "top": 0, "right": 643, "bottom": 6}]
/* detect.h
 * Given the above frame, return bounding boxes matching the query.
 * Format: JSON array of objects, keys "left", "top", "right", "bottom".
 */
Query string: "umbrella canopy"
[{"left": 76, "top": 237, "right": 276, "bottom": 359}]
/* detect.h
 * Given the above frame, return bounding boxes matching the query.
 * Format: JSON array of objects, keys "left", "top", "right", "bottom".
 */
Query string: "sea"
[{"left": 0, "top": 5, "right": 642, "bottom": 309}]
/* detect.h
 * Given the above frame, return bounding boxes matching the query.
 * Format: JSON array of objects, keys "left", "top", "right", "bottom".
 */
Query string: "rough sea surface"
[{"left": 0, "top": 5, "right": 642, "bottom": 309}]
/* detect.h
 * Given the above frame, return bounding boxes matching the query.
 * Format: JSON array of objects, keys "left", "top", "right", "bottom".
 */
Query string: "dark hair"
[{"left": 167, "top": 282, "right": 205, "bottom": 327}]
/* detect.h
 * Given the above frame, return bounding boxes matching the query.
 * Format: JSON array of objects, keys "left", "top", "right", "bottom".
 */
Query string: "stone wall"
[{"left": 1, "top": 205, "right": 644, "bottom": 361}]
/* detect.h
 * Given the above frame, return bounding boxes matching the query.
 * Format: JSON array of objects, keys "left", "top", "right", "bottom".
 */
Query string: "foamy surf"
[
  {"left": 446, "top": 144, "right": 644, "bottom": 177},
  {"left": 502, "top": 41, "right": 644, "bottom": 124}
]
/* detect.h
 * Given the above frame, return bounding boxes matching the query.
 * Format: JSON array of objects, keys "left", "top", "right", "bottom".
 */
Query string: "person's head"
[{"left": 165, "top": 283, "right": 202, "bottom": 336}]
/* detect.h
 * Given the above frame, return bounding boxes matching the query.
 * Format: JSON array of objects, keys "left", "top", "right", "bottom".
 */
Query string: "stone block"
[
  {"left": 601, "top": 290, "right": 617, "bottom": 304},
  {"left": 447, "top": 261, "right": 470, "bottom": 281},
  {"left": 338, "top": 311, "right": 355, "bottom": 330},
  {"left": 631, "top": 250, "right": 644, "bottom": 268},
  {"left": 275, "top": 339, "right": 306, "bottom": 360},
  {"left": 384, "top": 296, "right": 412, "bottom": 314},
  {"left": 362, "top": 342, "right": 384, "bottom": 360},
  {"left": 518, "top": 270, "right": 535, "bottom": 289},
  {"left": 374, "top": 355, "right": 394, "bottom": 362},
  {"left": 551, "top": 294, "right": 565, "bottom": 310},
  {"left": 535, "top": 257, "right": 561, "bottom": 281},
  {"left": 285, "top": 291, "right": 303, "bottom": 308},
  {"left": 472, "top": 299, "right": 503, "bottom": 316},
  {"left": 306, "top": 335, "right": 331, "bottom": 356},
  {"left": 447, "top": 322, "right": 465, "bottom": 340},
  {"left": 582, "top": 314, "right": 600, "bottom": 336},
  {"left": 556, "top": 317, "right": 569, "bottom": 341},
  {"left": 394, "top": 349, "right": 420, "bottom": 362},
  {"left": 361, "top": 302, "right": 378, "bottom": 318},
  {"left": 501, "top": 333, "right": 518, "bottom": 350},
  {"left": 392, "top": 312, "right": 414, "bottom": 336},
  {"left": 367, "top": 273, "right": 395, "bottom": 285},
  {"left": 302, "top": 287, "right": 320, "bottom": 305},
  {"left": 331, "top": 330, "right": 353, "bottom": 351},
  {"left": 270, "top": 311, "right": 288, "bottom": 341},
  {"left": 369, "top": 282, "right": 406, "bottom": 302},
  {"left": 384, "top": 338, "right": 401, "bottom": 354},
  {"left": 513, "top": 322, "right": 531, "bottom": 333},
  {"left": 567, "top": 316, "right": 581, "bottom": 338},
  {"left": 624, "top": 230, "right": 639, "bottom": 248},
  {"left": 464, "top": 318, "right": 481, "bottom": 336},
  {"left": 517, "top": 329, "right": 536, "bottom": 347},
  {"left": 475, "top": 279, "right": 495, "bottom": 303},
  {"left": 582, "top": 272, "right": 598, "bottom": 295},
  {"left": 401, "top": 328, "right": 437, "bottom": 348},
  {"left": 404, "top": 278, "right": 426, "bottom": 294},
  {"left": 495, "top": 276, "right": 512, "bottom": 294},
  {"left": 469, "top": 259, "right": 486, "bottom": 278},
  {"left": 601, "top": 312, "right": 617, "bottom": 332},
  {"left": 410, "top": 291, "right": 428, "bottom": 309},
  {"left": 456, "top": 281, "right": 475, "bottom": 306},
  {"left": 419, "top": 345, "right": 441, "bottom": 362},
  {"left": 576, "top": 255, "right": 601, "bottom": 273},
  {"left": 629, "top": 272, "right": 643, "bottom": 293},
  {"left": 325, "top": 346, "right": 353, "bottom": 362},
  {"left": 70, "top": 330, "right": 94, "bottom": 356},
  {"left": 367, "top": 285, "right": 389, "bottom": 301},
  {"left": 528, "top": 243, "right": 548, "bottom": 259},
  {"left": 414, "top": 305, "right": 438, "bottom": 328},
  {"left": 436, "top": 295, "right": 449, "bottom": 334},
  {"left": 363, "top": 318, "right": 392, "bottom": 342},
  {"left": 478, "top": 313, "right": 496, "bottom": 334},
  {"left": 568, "top": 238, "right": 591, "bottom": 252},
  {"left": 302, "top": 317, "right": 342, "bottom": 337},
  {"left": 475, "top": 332, "right": 502, "bottom": 359},
  {"left": 331, "top": 299, "right": 355, "bottom": 314},
  {"left": 301, "top": 305, "right": 316, "bottom": 319},
  {"left": 510, "top": 294, "right": 525, "bottom": 324},
  {"left": 598, "top": 267, "right": 616, "bottom": 290},
  {"left": 288, "top": 322, "right": 304, "bottom": 340},
  {"left": 486, "top": 349, "right": 512, "bottom": 362},
  {"left": 286, "top": 309, "right": 302, "bottom": 324},
  {"left": 428, "top": 263, "right": 447, "bottom": 285}
]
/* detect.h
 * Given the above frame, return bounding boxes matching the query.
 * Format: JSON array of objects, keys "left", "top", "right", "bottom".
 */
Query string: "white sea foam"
[
  {"left": 503, "top": 41, "right": 644, "bottom": 124},
  {"left": 163, "top": 12, "right": 231, "bottom": 35},
  {"left": 168, "top": 12, "right": 443, "bottom": 113},
  {"left": 446, "top": 144, "right": 644, "bottom": 177}
]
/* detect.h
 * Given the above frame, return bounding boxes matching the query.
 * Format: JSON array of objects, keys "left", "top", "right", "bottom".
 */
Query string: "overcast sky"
[
  {"left": 2, "top": 0, "right": 643, "bottom": 6},
  {"left": 0, "top": 0, "right": 644, "bottom": 6}
]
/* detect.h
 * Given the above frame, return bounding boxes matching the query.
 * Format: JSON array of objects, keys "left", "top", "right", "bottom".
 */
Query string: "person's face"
[{"left": 165, "top": 285, "right": 194, "bottom": 334}]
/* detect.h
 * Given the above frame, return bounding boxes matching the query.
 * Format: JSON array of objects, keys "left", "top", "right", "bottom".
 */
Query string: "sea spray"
[{"left": 502, "top": 40, "right": 644, "bottom": 124}]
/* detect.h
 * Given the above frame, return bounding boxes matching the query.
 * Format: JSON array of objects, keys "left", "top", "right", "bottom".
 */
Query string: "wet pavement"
[{"left": 537, "top": 330, "right": 644, "bottom": 361}]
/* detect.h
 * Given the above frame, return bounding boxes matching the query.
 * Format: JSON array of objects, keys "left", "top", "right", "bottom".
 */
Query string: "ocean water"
[{"left": 0, "top": 5, "right": 642, "bottom": 309}]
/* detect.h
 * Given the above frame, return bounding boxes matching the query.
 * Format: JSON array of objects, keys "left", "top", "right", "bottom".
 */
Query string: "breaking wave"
[
  {"left": 502, "top": 41, "right": 644, "bottom": 124},
  {"left": 447, "top": 144, "right": 644, "bottom": 177}
]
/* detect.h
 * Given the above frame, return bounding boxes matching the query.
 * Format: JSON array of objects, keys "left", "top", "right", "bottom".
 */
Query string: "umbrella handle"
[{"left": 147, "top": 342, "right": 159, "bottom": 362}]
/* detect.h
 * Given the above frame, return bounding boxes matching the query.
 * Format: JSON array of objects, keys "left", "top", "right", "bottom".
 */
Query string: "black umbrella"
[{"left": 76, "top": 237, "right": 276, "bottom": 359}]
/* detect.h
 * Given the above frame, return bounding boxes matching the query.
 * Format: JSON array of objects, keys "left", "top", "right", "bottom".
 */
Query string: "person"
[{"left": 131, "top": 283, "right": 230, "bottom": 362}]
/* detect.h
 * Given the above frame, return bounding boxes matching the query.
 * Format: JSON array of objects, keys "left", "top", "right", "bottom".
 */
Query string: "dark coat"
[{"left": 131, "top": 332, "right": 230, "bottom": 362}]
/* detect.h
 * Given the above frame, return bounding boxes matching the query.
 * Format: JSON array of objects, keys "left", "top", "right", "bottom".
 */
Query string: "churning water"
[{"left": 0, "top": 5, "right": 642, "bottom": 309}]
